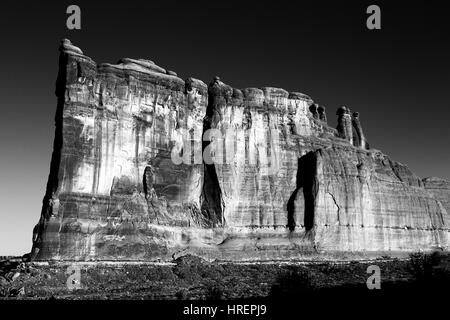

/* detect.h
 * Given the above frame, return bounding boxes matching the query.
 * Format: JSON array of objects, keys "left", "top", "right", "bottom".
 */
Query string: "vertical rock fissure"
[
  {"left": 287, "top": 151, "right": 319, "bottom": 232},
  {"left": 201, "top": 163, "right": 224, "bottom": 227},
  {"left": 287, "top": 157, "right": 302, "bottom": 231},
  {"left": 327, "top": 191, "right": 341, "bottom": 224},
  {"left": 199, "top": 83, "right": 224, "bottom": 227},
  {"left": 303, "top": 151, "right": 319, "bottom": 231}
]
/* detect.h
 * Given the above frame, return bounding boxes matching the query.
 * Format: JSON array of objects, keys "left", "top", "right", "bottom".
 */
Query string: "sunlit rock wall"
[
  {"left": 312, "top": 147, "right": 449, "bottom": 251},
  {"left": 203, "top": 78, "right": 330, "bottom": 229},
  {"left": 206, "top": 77, "right": 450, "bottom": 255},
  {"left": 32, "top": 40, "right": 208, "bottom": 260},
  {"left": 423, "top": 177, "right": 450, "bottom": 215}
]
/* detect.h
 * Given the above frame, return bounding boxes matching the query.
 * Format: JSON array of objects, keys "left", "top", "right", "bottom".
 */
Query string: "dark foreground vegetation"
[{"left": 0, "top": 252, "right": 449, "bottom": 301}]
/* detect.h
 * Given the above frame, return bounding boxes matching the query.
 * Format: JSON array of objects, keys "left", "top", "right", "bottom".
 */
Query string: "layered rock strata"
[{"left": 31, "top": 40, "right": 450, "bottom": 261}]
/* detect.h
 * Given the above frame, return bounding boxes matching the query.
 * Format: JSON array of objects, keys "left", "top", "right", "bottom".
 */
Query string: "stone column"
[
  {"left": 309, "top": 103, "right": 319, "bottom": 119},
  {"left": 318, "top": 105, "right": 327, "bottom": 123},
  {"left": 352, "top": 112, "right": 367, "bottom": 149},
  {"left": 336, "top": 106, "right": 353, "bottom": 144}
]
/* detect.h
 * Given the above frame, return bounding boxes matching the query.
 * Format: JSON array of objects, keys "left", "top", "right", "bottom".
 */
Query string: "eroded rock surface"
[
  {"left": 31, "top": 40, "right": 450, "bottom": 261},
  {"left": 423, "top": 177, "right": 450, "bottom": 214}
]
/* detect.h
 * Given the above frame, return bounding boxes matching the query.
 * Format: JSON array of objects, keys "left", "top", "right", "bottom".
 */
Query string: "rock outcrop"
[{"left": 31, "top": 40, "right": 450, "bottom": 261}]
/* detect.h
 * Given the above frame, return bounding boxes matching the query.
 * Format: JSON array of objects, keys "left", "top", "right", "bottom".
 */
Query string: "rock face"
[
  {"left": 31, "top": 40, "right": 450, "bottom": 261},
  {"left": 423, "top": 177, "right": 450, "bottom": 214}
]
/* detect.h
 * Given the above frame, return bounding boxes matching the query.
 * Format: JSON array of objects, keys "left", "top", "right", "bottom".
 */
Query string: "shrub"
[
  {"left": 175, "top": 288, "right": 190, "bottom": 300},
  {"left": 270, "top": 268, "right": 314, "bottom": 297},
  {"left": 172, "top": 255, "right": 206, "bottom": 283},
  {"left": 409, "top": 252, "right": 436, "bottom": 281},
  {"left": 205, "top": 283, "right": 223, "bottom": 300}
]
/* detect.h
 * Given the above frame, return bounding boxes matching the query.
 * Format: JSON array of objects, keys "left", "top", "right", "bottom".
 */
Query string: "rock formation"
[
  {"left": 31, "top": 40, "right": 450, "bottom": 261},
  {"left": 317, "top": 105, "right": 327, "bottom": 123},
  {"left": 336, "top": 106, "right": 353, "bottom": 145},
  {"left": 352, "top": 112, "right": 368, "bottom": 149}
]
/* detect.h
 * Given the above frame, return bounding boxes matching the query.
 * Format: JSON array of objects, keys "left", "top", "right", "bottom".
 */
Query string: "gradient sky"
[{"left": 0, "top": 0, "right": 448, "bottom": 255}]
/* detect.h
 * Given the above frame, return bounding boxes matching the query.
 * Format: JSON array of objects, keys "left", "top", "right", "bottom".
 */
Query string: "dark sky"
[{"left": 0, "top": 0, "right": 448, "bottom": 255}]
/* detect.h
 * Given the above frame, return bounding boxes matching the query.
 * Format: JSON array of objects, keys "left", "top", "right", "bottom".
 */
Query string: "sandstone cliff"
[{"left": 31, "top": 40, "right": 450, "bottom": 261}]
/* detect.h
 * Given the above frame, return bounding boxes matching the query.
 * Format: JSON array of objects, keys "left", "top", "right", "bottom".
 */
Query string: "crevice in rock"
[
  {"left": 287, "top": 157, "right": 302, "bottom": 231},
  {"left": 200, "top": 163, "right": 224, "bottom": 227},
  {"left": 199, "top": 82, "right": 225, "bottom": 228},
  {"left": 303, "top": 152, "right": 319, "bottom": 231},
  {"left": 327, "top": 191, "right": 341, "bottom": 224},
  {"left": 287, "top": 151, "right": 320, "bottom": 231}
]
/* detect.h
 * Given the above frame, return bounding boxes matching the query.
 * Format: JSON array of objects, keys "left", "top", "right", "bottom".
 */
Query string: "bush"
[
  {"left": 205, "top": 283, "right": 223, "bottom": 300},
  {"left": 409, "top": 252, "right": 439, "bottom": 281},
  {"left": 175, "top": 288, "right": 190, "bottom": 300},
  {"left": 270, "top": 268, "right": 314, "bottom": 297}
]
